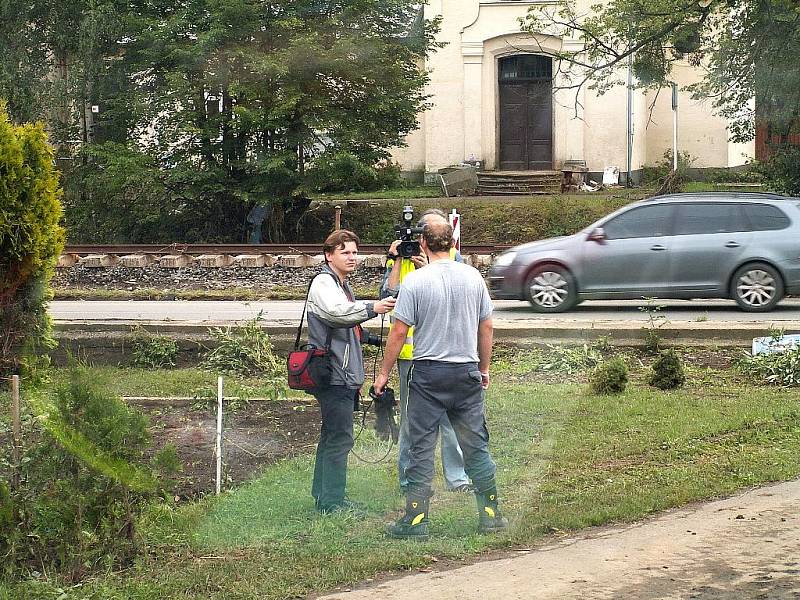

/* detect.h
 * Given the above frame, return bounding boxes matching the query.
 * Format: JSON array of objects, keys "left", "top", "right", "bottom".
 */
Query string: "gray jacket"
[{"left": 306, "top": 266, "right": 376, "bottom": 389}]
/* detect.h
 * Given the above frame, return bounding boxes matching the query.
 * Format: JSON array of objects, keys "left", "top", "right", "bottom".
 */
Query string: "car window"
[
  {"left": 673, "top": 202, "right": 746, "bottom": 235},
  {"left": 603, "top": 205, "right": 673, "bottom": 240},
  {"left": 741, "top": 203, "right": 791, "bottom": 231}
]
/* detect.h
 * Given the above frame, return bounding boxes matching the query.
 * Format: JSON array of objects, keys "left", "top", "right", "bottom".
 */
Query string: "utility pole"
[
  {"left": 626, "top": 54, "right": 634, "bottom": 187},
  {"left": 672, "top": 83, "right": 679, "bottom": 171}
]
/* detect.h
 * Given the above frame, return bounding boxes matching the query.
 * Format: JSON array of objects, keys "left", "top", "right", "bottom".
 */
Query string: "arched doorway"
[{"left": 498, "top": 55, "right": 553, "bottom": 170}]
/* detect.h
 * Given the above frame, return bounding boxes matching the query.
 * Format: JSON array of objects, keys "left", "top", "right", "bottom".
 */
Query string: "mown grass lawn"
[{"left": 3, "top": 353, "right": 800, "bottom": 599}]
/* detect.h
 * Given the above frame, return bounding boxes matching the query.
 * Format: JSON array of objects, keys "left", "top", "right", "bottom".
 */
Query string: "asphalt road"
[{"left": 49, "top": 298, "right": 800, "bottom": 325}]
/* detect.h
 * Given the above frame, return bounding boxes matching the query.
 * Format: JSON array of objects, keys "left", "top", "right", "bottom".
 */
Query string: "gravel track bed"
[{"left": 53, "top": 265, "right": 388, "bottom": 292}]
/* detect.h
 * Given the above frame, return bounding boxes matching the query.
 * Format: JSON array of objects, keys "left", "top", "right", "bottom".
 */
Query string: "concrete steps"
[{"left": 477, "top": 170, "right": 561, "bottom": 195}]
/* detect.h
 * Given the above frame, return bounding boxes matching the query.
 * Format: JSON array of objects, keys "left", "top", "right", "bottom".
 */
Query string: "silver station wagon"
[{"left": 488, "top": 193, "right": 800, "bottom": 312}]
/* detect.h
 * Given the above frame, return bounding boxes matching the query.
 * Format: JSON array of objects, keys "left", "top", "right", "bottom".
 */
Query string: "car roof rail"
[{"left": 645, "top": 191, "right": 792, "bottom": 202}]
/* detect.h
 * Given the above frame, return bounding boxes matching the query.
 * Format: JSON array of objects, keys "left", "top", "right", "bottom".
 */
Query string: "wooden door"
[{"left": 499, "top": 56, "right": 553, "bottom": 170}]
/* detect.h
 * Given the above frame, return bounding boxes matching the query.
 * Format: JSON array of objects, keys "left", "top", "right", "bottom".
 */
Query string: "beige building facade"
[{"left": 393, "top": 0, "right": 754, "bottom": 181}]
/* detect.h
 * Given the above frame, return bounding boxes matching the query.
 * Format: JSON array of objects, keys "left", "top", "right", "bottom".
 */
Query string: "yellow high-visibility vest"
[{"left": 388, "top": 247, "right": 457, "bottom": 360}]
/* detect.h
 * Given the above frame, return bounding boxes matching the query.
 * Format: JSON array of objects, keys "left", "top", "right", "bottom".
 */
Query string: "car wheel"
[
  {"left": 524, "top": 265, "right": 577, "bottom": 312},
  {"left": 731, "top": 262, "right": 784, "bottom": 312}
]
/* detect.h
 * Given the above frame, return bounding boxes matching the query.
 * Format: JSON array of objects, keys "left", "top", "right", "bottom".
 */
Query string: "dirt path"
[{"left": 320, "top": 480, "right": 800, "bottom": 599}]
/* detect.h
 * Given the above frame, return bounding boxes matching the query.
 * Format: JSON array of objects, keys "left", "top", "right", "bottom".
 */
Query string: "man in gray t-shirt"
[
  {"left": 374, "top": 220, "right": 508, "bottom": 540},
  {"left": 392, "top": 260, "right": 493, "bottom": 363}
]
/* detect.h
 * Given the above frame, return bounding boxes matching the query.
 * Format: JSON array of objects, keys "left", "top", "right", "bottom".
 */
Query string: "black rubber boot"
[
  {"left": 476, "top": 486, "right": 508, "bottom": 533},
  {"left": 386, "top": 493, "right": 430, "bottom": 540}
]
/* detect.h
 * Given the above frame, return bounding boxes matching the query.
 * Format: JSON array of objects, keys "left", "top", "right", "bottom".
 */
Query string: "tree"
[
  {"left": 524, "top": 0, "right": 800, "bottom": 142},
  {"left": 2, "top": 0, "right": 437, "bottom": 243},
  {"left": 62, "top": 0, "right": 438, "bottom": 243},
  {"left": 0, "top": 0, "right": 129, "bottom": 149},
  {"left": 0, "top": 103, "right": 65, "bottom": 377}
]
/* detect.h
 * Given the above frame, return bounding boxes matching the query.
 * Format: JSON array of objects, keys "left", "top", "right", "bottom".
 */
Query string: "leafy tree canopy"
[
  {"left": 524, "top": 0, "right": 800, "bottom": 142},
  {"left": 0, "top": 0, "right": 438, "bottom": 242}
]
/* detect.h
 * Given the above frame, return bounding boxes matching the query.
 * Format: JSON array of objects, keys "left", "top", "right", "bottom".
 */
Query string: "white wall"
[{"left": 391, "top": 0, "right": 752, "bottom": 174}]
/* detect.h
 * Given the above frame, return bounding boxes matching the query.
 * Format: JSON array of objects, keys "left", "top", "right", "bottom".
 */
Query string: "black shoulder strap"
[{"left": 294, "top": 272, "right": 336, "bottom": 351}]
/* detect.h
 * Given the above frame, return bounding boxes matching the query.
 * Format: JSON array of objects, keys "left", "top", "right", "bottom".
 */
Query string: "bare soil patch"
[{"left": 133, "top": 397, "right": 321, "bottom": 499}]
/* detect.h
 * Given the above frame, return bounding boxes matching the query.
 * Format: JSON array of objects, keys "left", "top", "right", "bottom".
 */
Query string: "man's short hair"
[
  {"left": 422, "top": 220, "right": 453, "bottom": 253},
  {"left": 323, "top": 229, "right": 360, "bottom": 257}
]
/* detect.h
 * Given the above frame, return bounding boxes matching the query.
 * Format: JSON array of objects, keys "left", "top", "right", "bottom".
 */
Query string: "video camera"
[
  {"left": 360, "top": 329, "right": 382, "bottom": 347},
  {"left": 394, "top": 205, "right": 425, "bottom": 258}
]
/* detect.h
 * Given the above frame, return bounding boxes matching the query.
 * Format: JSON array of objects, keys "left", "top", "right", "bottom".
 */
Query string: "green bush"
[
  {"left": 2, "top": 368, "right": 160, "bottom": 579},
  {"left": 202, "top": 315, "right": 287, "bottom": 398},
  {"left": 757, "top": 146, "right": 800, "bottom": 195},
  {"left": 538, "top": 344, "right": 603, "bottom": 374},
  {"left": 589, "top": 357, "right": 629, "bottom": 394},
  {"left": 738, "top": 346, "right": 800, "bottom": 386},
  {"left": 62, "top": 143, "right": 175, "bottom": 243},
  {"left": 641, "top": 150, "right": 695, "bottom": 185},
  {"left": 129, "top": 327, "right": 179, "bottom": 368},
  {"left": 307, "top": 151, "right": 403, "bottom": 193},
  {"left": 703, "top": 166, "right": 763, "bottom": 184},
  {"left": 298, "top": 195, "right": 639, "bottom": 246},
  {"left": 0, "top": 103, "right": 65, "bottom": 378},
  {"left": 648, "top": 349, "right": 686, "bottom": 390},
  {"left": 0, "top": 478, "right": 12, "bottom": 560}
]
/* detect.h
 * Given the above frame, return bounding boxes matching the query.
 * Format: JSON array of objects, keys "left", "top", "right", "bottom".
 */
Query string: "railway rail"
[{"left": 63, "top": 243, "right": 509, "bottom": 256}]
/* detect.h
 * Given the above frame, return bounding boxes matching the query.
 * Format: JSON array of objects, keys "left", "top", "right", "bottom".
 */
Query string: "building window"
[{"left": 499, "top": 55, "right": 552, "bottom": 81}]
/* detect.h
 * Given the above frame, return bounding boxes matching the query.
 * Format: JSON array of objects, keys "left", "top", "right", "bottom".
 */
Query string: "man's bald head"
[{"left": 422, "top": 218, "right": 453, "bottom": 253}]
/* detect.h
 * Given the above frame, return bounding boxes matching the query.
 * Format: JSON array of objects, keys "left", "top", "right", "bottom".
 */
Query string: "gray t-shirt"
[{"left": 393, "top": 260, "right": 493, "bottom": 363}]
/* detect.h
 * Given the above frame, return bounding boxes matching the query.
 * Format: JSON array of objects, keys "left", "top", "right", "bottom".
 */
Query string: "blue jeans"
[
  {"left": 404, "top": 360, "right": 497, "bottom": 497},
  {"left": 397, "top": 359, "right": 470, "bottom": 490}
]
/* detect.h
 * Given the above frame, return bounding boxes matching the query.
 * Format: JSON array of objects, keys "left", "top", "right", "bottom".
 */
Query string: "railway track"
[{"left": 63, "top": 243, "right": 508, "bottom": 256}]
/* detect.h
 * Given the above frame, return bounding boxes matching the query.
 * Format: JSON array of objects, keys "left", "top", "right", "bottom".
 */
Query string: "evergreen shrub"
[
  {"left": 648, "top": 349, "right": 686, "bottom": 390},
  {"left": 0, "top": 103, "right": 65, "bottom": 377},
  {"left": 0, "top": 478, "right": 12, "bottom": 562},
  {"left": 590, "top": 357, "right": 629, "bottom": 395},
  {"left": 2, "top": 368, "right": 161, "bottom": 580}
]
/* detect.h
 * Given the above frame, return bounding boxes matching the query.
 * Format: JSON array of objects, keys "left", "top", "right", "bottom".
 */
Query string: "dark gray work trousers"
[
  {"left": 310, "top": 385, "right": 357, "bottom": 509},
  {"left": 405, "top": 360, "right": 497, "bottom": 497}
]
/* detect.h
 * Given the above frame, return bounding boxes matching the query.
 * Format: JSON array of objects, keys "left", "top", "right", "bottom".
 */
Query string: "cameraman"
[
  {"left": 374, "top": 219, "right": 507, "bottom": 539},
  {"left": 381, "top": 209, "right": 472, "bottom": 494},
  {"left": 307, "top": 229, "right": 396, "bottom": 514}
]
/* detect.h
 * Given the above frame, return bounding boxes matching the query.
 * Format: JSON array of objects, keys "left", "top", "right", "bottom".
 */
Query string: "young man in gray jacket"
[{"left": 307, "top": 229, "right": 395, "bottom": 514}]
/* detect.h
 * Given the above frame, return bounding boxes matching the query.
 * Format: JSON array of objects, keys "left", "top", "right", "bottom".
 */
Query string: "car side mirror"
[{"left": 587, "top": 227, "right": 607, "bottom": 244}]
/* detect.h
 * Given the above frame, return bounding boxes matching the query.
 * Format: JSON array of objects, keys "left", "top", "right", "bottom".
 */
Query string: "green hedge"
[{"left": 299, "top": 194, "right": 642, "bottom": 246}]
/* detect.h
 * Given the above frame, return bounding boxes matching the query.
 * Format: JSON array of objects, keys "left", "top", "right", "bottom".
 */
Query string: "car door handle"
[
  {"left": 650, "top": 245, "right": 666, "bottom": 251},
  {"left": 725, "top": 241, "right": 741, "bottom": 248}
]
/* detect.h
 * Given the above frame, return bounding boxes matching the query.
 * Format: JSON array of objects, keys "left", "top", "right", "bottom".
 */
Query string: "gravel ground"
[{"left": 53, "top": 264, "right": 388, "bottom": 292}]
